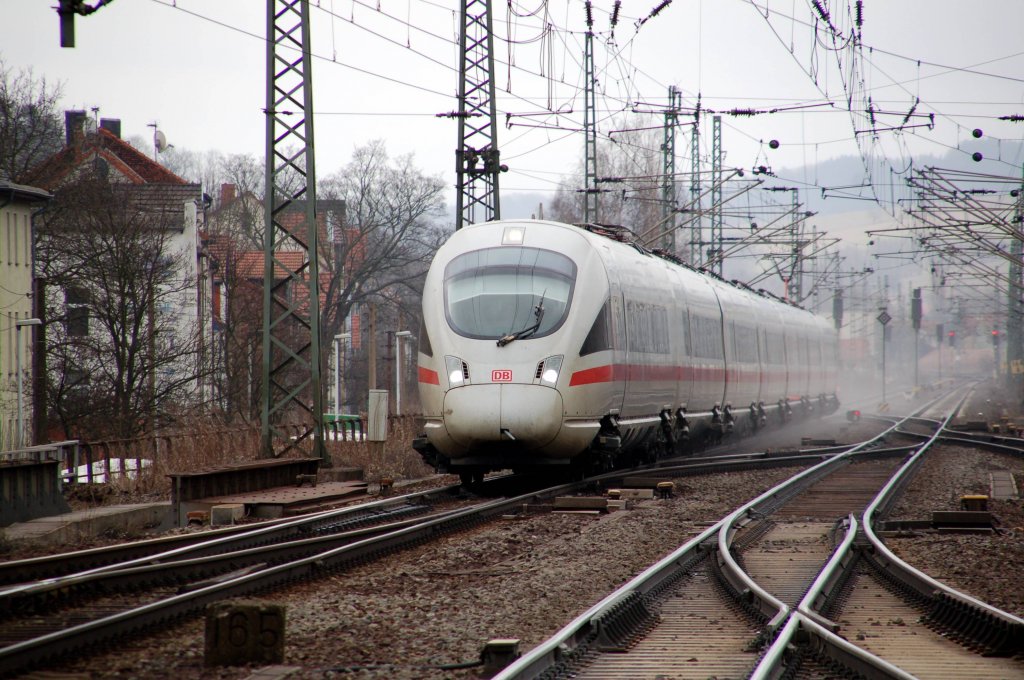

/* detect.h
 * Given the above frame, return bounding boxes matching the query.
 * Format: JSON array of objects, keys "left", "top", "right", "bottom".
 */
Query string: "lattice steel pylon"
[
  {"left": 661, "top": 86, "right": 680, "bottom": 253},
  {"left": 455, "top": 0, "right": 503, "bottom": 230},
  {"left": 709, "top": 114, "right": 723, "bottom": 275},
  {"left": 1009, "top": 170, "right": 1024, "bottom": 394},
  {"left": 689, "top": 95, "right": 701, "bottom": 264},
  {"left": 262, "top": 0, "right": 326, "bottom": 462},
  {"left": 583, "top": 2, "right": 598, "bottom": 224}
]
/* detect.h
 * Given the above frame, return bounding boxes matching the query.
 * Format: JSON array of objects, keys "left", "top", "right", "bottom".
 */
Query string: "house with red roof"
[
  {"left": 23, "top": 111, "right": 210, "bottom": 431},
  {"left": 202, "top": 183, "right": 353, "bottom": 416}
]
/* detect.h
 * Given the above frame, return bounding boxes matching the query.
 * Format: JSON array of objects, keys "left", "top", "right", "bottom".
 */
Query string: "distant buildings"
[{"left": 17, "top": 110, "right": 206, "bottom": 442}]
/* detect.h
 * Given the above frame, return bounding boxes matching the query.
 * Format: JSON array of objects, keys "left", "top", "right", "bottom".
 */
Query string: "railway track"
[
  {"left": 0, "top": 438, "right": 857, "bottom": 677},
  {"left": 496, "top": 385, "right": 1024, "bottom": 679}
]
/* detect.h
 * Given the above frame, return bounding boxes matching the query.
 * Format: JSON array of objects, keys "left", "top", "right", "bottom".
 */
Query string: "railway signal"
[
  {"left": 993, "top": 329, "right": 1001, "bottom": 346},
  {"left": 948, "top": 330, "right": 956, "bottom": 347}
]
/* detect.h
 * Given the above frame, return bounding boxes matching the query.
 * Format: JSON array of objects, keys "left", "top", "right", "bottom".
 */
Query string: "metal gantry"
[
  {"left": 582, "top": 1, "right": 598, "bottom": 224},
  {"left": 689, "top": 95, "right": 701, "bottom": 264},
  {"left": 661, "top": 86, "right": 680, "bottom": 253},
  {"left": 454, "top": 0, "right": 502, "bottom": 230},
  {"left": 709, "top": 114, "right": 723, "bottom": 275},
  {"left": 1008, "top": 172, "right": 1024, "bottom": 391},
  {"left": 262, "top": 0, "right": 326, "bottom": 462}
]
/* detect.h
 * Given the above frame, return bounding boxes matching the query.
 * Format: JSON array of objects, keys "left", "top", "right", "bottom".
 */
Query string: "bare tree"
[
  {"left": 36, "top": 176, "right": 203, "bottom": 439},
  {"left": 318, "top": 140, "right": 447, "bottom": 340},
  {"left": 0, "top": 60, "right": 63, "bottom": 181},
  {"left": 549, "top": 116, "right": 665, "bottom": 238},
  {"left": 202, "top": 141, "right": 445, "bottom": 419}
]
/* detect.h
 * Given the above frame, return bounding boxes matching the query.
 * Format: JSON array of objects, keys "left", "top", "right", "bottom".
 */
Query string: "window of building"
[{"left": 65, "top": 286, "right": 90, "bottom": 337}]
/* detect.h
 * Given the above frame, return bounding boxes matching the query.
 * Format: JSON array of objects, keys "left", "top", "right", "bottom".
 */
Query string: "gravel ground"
[
  {"left": 44, "top": 466, "right": 805, "bottom": 680},
  {"left": 12, "top": 389, "right": 1013, "bottom": 679},
  {"left": 885, "top": 443, "right": 1024, "bottom": 617}
]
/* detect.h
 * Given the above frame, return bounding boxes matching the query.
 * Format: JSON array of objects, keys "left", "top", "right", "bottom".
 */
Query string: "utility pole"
[
  {"left": 583, "top": 1, "right": 598, "bottom": 224},
  {"left": 789, "top": 189, "right": 802, "bottom": 302},
  {"left": 911, "top": 287, "right": 922, "bottom": 389},
  {"left": 709, "top": 115, "right": 723, "bottom": 275},
  {"left": 1010, "top": 175, "right": 1024, "bottom": 397},
  {"left": 368, "top": 303, "right": 377, "bottom": 390},
  {"left": 454, "top": 0, "right": 504, "bottom": 230},
  {"left": 262, "top": 0, "right": 326, "bottom": 463},
  {"left": 690, "top": 94, "right": 701, "bottom": 265},
  {"left": 661, "top": 85, "right": 680, "bottom": 253}
]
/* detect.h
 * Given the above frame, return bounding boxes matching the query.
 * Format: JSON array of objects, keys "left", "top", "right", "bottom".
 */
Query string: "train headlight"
[
  {"left": 539, "top": 355, "right": 562, "bottom": 387},
  {"left": 445, "top": 355, "right": 468, "bottom": 387}
]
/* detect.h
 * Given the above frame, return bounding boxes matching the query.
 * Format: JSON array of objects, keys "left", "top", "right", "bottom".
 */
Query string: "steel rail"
[
  {"left": 748, "top": 387, "right": 973, "bottom": 678},
  {"left": 710, "top": 391, "right": 954, "bottom": 640},
  {"left": 939, "top": 431, "right": 1024, "bottom": 456},
  {"left": 861, "top": 389, "right": 1024, "bottom": 657},
  {"left": 0, "top": 481, "right": 468, "bottom": 586},
  {"left": 754, "top": 384, "right": 1024, "bottom": 675},
  {"left": 493, "top": 392, "right": 954, "bottom": 680},
  {"left": 0, "top": 443, "right": 866, "bottom": 677},
  {"left": 0, "top": 503, "right": 479, "bottom": 617},
  {"left": 751, "top": 515, "right": 917, "bottom": 680},
  {"left": 0, "top": 478, "right": 581, "bottom": 676}
]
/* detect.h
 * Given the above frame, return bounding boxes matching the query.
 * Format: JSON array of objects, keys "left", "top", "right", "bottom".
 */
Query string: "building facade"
[
  {"left": 21, "top": 111, "right": 207, "bottom": 438},
  {"left": 0, "top": 179, "right": 51, "bottom": 449}
]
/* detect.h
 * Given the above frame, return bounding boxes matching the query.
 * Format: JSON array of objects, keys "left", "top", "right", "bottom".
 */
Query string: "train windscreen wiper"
[{"left": 497, "top": 292, "right": 546, "bottom": 347}]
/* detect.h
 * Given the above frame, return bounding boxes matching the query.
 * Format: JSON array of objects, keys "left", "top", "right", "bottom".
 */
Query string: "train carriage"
[{"left": 414, "top": 219, "right": 839, "bottom": 482}]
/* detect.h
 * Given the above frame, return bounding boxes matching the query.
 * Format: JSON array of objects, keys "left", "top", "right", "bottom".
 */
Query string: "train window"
[
  {"left": 764, "top": 332, "right": 784, "bottom": 364},
  {"left": 580, "top": 300, "right": 613, "bottom": 356},
  {"left": 691, "top": 315, "right": 724, "bottom": 359},
  {"left": 418, "top": 316, "right": 433, "bottom": 357},
  {"left": 443, "top": 247, "right": 576, "bottom": 341},
  {"left": 625, "top": 301, "right": 669, "bottom": 354},
  {"left": 734, "top": 325, "right": 758, "bottom": 362},
  {"left": 680, "top": 311, "right": 691, "bottom": 355}
]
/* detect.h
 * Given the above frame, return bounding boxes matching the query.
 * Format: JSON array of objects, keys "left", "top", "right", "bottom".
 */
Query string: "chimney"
[
  {"left": 64, "top": 110, "right": 87, "bottom": 147},
  {"left": 220, "top": 183, "right": 237, "bottom": 206},
  {"left": 99, "top": 118, "right": 121, "bottom": 139}
]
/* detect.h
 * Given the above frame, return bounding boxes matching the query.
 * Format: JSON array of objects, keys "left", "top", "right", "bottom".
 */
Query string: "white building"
[
  {"left": 0, "top": 179, "right": 51, "bottom": 449},
  {"left": 20, "top": 112, "right": 207, "bottom": 435}
]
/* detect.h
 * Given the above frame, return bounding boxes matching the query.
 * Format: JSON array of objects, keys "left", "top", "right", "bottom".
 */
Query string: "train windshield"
[{"left": 444, "top": 247, "right": 576, "bottom": 340}]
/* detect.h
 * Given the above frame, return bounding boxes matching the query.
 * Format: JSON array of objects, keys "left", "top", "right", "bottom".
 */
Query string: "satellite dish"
[{"left": 155, "top": 130, "right": 168, "bottom": 152}]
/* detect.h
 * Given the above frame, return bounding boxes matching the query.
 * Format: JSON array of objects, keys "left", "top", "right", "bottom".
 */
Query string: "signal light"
[
  {"left": 846, "top": 409, "right": 861, "bottom": 422},
  {"left": 948, "top": 330, "right": 956, "bottom": 347},
  {"left": 993, "top": 329, "right": 1001, "bottom": 346}
]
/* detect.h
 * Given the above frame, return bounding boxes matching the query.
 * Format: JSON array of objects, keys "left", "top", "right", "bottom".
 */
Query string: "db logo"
[{"left": 491, "top": 369, "right": 513, "bottom": 382}]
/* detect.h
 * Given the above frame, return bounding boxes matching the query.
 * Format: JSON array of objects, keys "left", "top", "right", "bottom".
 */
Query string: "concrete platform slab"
[
  {"left": 181, "top": 480, "right": 369, "bottom": 521},
  {"left": 0, "top": 502, "right": 171, "bottom": 546}
]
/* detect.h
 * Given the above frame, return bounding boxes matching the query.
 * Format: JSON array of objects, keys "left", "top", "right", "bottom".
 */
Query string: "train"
[{"left": 413, "top": 219, "right": 839, "bottom": 484}]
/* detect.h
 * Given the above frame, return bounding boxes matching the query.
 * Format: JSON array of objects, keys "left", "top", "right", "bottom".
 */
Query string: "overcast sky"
[{"left": 4, "top": 0, "right": 1024, "bottom": 283}]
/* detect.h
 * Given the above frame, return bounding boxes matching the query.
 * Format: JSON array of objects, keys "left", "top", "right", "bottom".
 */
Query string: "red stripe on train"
[
  {"left": 569, "top": 364, "right": 810, "bottom": 386},
  {"left": 418, "top": 366, "right": 440, "bottom": 385},
  {"left": 568, "top": 364, "right": 615, "bottom": 386}
]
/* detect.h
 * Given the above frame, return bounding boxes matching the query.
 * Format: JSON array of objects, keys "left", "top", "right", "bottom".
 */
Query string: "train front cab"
[{"left": 415, "top": 221, "right": 609, "bottom": 480}]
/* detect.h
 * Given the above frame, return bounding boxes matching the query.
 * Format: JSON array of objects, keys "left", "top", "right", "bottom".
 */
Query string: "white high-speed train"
[{"left": 413, "top": 219, "right": 838, "bottom": 483}]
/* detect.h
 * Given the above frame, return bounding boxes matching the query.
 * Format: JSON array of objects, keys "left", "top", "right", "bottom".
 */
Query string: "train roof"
[{"left": 568, "top": 221, "right": 810, "bottom": 313}]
